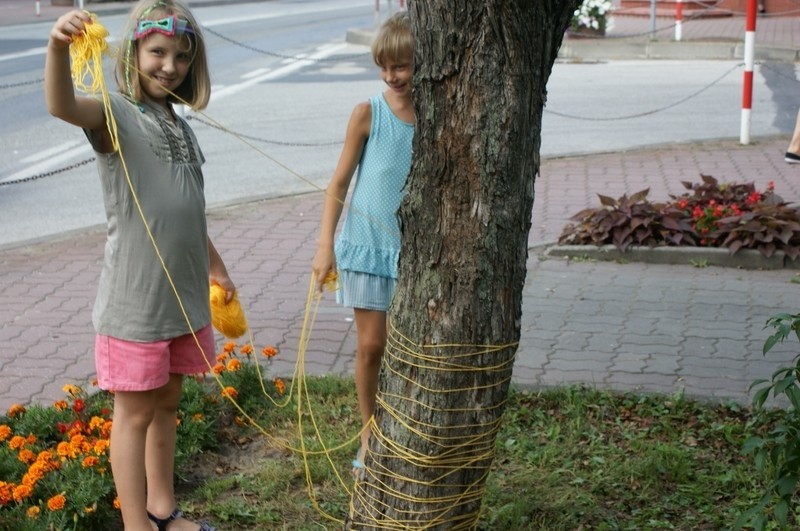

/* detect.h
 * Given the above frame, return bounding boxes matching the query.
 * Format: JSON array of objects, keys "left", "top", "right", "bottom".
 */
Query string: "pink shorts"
[{"left": 95, "top": 325, "right": 215, "bottom": 392}]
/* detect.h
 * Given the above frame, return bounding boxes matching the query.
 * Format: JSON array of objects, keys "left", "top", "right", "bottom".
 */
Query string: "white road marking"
[
  {"left": 20, "top": 139, "right": 84, "bottom": 164},
  {"left": 211, "top": 43, "right": 347, "bottom": 102}
]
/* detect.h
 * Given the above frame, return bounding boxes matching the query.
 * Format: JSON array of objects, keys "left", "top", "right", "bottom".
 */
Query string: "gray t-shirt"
[{"left": 86, "top": 93, "right": 210, "bottom": 341}]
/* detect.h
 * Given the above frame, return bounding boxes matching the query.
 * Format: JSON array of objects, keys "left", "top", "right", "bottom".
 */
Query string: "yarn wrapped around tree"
[{"left": 210, "top": 284, "right": 248, "bottom": 339}]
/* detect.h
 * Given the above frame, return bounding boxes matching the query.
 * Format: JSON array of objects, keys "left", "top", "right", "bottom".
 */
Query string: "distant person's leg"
[{"left": 786, "top": 109, "right": 800, "bottom": 164}]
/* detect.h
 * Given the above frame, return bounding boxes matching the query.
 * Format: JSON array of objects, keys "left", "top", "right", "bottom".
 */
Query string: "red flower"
[
  {"left": 72, "top": 399, "right": 85, "bottom": 413},
  {"left": 678, "top": 198, "right": 689, "bottom": 209}
]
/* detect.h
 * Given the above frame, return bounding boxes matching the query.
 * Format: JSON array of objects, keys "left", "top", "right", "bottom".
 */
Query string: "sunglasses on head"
[{"left": 133, "top": 15, "right": 194, "bottom": 40}]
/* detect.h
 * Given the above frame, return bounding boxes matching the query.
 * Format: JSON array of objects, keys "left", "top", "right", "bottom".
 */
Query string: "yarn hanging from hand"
[{"left": 210, "top": 284, "right": 248, "bottom": 339}]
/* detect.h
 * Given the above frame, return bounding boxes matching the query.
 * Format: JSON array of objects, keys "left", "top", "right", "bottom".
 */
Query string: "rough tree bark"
[{"left": 348, "top": 1, "right": 578, "bottom": 529}]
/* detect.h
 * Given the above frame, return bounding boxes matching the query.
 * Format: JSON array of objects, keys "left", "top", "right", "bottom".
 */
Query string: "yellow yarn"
[
  {"left": 210, "top": 284, "right": 248, "bottom": 338},
  {"left": 70, "top": 13, "right": 108, "bottom": 94}
]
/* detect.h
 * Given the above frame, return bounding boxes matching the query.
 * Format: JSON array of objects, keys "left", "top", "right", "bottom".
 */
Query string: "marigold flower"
[
  {"left": 273, "top": 378, "right": 286, "bottom": 396},
  {"left": 62, "top": 384, "right": 81, "bottom": 396},
  {"left": 192, "top": 413, "right": 204, "bottom": 421},
  {"left": 0, "top": 425, "right": 11, "bottom": 442},
  {"left": 85, "top": 505, "right": 96, "bottom": 514},
  {"left": 18, "top": 449, "right": 36, "bottom": 464},
  {"left": 53, "top": 400, "right": 69, "bottom": 411},
  {"left": 9, "top": 435, "right": 27, "bottom": 450},
  {"left": 24, "top": 464, "right": 46, "bottom": 484},
  {"left": 89, "top": 416, "right": 105, "bottom": 432},
  {"left": 240, "top": 344, "right": 254, "bottom": 355},
  {"left": 26, "top": 506, "right": 40, "bottom": 519},
  {"left": 73, "top": 398, "right": 86, "bottom": 413},
  {"left": 226, "top": 358, "right": 242, "bottom": 372},
  {"left": 677, "top": 198, "right": 689, "bottom": 209},
  {"left": 262, "top": 346, "right": 278, "bottom": 358},
  {"left": 7, "top": 404, "right": 26, "bottom": 418},
  {"left": 223, "top": 341, "right": 236, "bottom": 353},
  {"left": 221, "top": 386, "right": 239, "bottom": 399},
  {"left": 12, "top": 483, "right": 33, "bottom": 503},
  {"left": 212, "top": 363, "right": 225, "bottom": 375},
  {"left": 82, "top": 456, "right": 99, "bottom": 468},
  {"left": 216, "top": 352, "right": 230, "bottom": 363},
  {"left": 57, "top": 422, "right": 69, "bottom": 434},
  {"left": 47, "top": 493, "right": 66, "bottom": 511},
  {"left": 113, "top": 497, "right": 121, "bottom": 509},
  {"left": 0, "top": 482, "right": 14, "bottom": 505},
  {"left": 94, "top": 439, "right": 110, "bottom": 455}
]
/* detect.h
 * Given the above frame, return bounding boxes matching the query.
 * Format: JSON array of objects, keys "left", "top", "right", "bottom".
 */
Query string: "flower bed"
[
  {"left": 558, "top": 175, "right": 800, "bottom": 261},
  {"left": 0, "top": 342, "right": 282, "bottom": 530}
]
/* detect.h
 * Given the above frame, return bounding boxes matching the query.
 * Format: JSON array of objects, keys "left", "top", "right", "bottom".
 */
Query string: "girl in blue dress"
[{"left": 312, "top": 11, "right": 414, "bottom": 476}]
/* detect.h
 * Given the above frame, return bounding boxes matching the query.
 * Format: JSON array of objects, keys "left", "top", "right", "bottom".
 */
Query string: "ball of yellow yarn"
[{"left": 210, "top": 285, "right": 248, "bottom": 339}]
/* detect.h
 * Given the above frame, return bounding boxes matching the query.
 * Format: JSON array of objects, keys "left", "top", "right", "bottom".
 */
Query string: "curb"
[
  {"left": 544, "top": 244, "right": 800, "bottom": 270},
  {"left": 346, "top": 28, "right": 800, "bottom": 63}
]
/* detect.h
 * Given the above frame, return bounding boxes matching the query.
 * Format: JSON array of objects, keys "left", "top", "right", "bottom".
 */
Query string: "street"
[{"left": 0, "top": 0, "right": 798, "bottom": 248}]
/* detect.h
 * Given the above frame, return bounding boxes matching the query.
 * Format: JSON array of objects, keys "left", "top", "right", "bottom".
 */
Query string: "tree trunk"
[{"left": 348, "top": 1, "right": 578, "bottom": 529}]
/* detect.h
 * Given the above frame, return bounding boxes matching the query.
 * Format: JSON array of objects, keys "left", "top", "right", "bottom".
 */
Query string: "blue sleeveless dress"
[{"left": 334, "top": 94, "right": 414, "bottom": 310}]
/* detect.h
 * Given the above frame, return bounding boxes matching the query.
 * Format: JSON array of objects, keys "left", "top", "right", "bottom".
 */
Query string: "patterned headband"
[{"left": 133, "top": 15, "right": 195, "bottom": 40}]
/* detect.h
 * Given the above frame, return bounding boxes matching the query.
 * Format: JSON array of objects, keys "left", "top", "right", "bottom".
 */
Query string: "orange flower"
[
  {"left": 216, "top": 352, "right": 229, "bottom": 363},
  {"left": 62, "top": 384, "right": 81, "bottom": 396},
  {"left": 89, "top": 416, "right": 105, "bottom": 432},
  {"left": 262, "top": 346, "right": 278, "bottom": 358},
  {"left": 93, "top": 439, "right": 110, "bottom": 455},
  {"left": 240, "top": 344, "right": 254, "bottom": 355},
  {"left": 84, "top": 505, "right": 96, "bottom": 514},
  {"left": 47, "top": 493, "right": 66, "bottom": 511},
  {"left": 113, "top": 497, "right": 121, "bottom": 509},
  {"left": 226, "top": 358, "right": 242, "bottom": 372},
  {"left": 221, "top": 387, "right": 239, "bottom": 400},
  {"left": 82, "top": 456, "right": 100, "bottom": 468},
  {"left": 9, "top": 435, "right": 27, "bottom": 450},
  {"left": 223, "top": 341, "right": 236, "bottom": 353},
  {"left": 0, "top": 425, "right": 11, "bottom": 442},
  {"left": 18, "top": 449, "right": 36, "bottom": 464},
  {"left": 12, "top": 483, "right": 33, "bottom": 503},
  {"left": 192, "top": 413, "right": 204, "bottom": 421},
  {"left": 212, "top": 363, "right": 225, "bottom": 375},
  {"left": 273, "top": 378, "right": 286, "bottom": 396},
  {"left": 0, "top": 482, "right": 13, "bottom": 505},
  {"left": 53, "top": 400, "right": 69, "bottom": 411},
  {"left": 25, "top": 434, "right": 36, "bottom": 445},
  {"left": 7, "top": 404, "right": 25, "bottom": 418},
  {"left": 26, "top": 506, "right": 40, "bottom": 519}
]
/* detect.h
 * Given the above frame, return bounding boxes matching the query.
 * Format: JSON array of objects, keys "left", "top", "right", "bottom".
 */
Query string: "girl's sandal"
[
  {"left": 352, "top": 445, "right": 367, "bottom": 481},
  {"left": 147, "top": 507, "right": 217, "bottom": 531}
]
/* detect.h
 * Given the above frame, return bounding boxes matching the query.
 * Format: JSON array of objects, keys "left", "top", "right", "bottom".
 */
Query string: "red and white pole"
[
  {"left": 740, "top": 0, "right": 757, "bottom": 144},
  {"left": 675, "top": 0, "right": 683, "bottom": 41}
]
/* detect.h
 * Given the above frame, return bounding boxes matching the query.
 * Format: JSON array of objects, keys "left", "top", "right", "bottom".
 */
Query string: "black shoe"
[{"left": 785, "top": 152, "right": 800, "bottom": 164}]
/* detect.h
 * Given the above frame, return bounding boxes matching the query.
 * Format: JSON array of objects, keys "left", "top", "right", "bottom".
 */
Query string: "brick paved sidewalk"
[{"left": 2, "top": 136, "right": 798, "bottom": 411}]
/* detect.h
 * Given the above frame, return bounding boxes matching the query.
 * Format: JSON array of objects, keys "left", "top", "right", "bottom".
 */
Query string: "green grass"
[{"left": 172, "top": 377, "right": 788, "bottom": 530}]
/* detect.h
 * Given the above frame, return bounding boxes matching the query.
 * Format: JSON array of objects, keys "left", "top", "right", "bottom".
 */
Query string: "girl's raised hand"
[{"left": 49, "top": 10, "right": 92, "bottom": 49}]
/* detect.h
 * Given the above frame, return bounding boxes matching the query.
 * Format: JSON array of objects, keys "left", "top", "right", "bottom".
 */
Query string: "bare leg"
[
  {"left": 145, "top": 373, "right": 182, "bottom": 519},
  {"left": 110, "top": 389, "right": 158, "bottom": 530},
  {"left": 787, "top": 109, "right": 800, "bottom": 156},
  {"left": 353, "top": 308, "right": 388, "bottom": 461}
]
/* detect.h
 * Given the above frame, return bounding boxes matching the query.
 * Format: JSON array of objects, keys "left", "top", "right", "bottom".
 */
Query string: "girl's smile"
[{"left": 137, "top": 32, "right": 192, "bottom": 105}]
